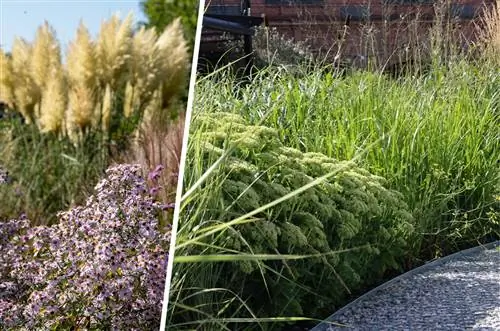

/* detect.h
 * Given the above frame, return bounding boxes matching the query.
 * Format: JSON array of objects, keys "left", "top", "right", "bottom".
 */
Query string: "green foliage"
[
  {"left": 0, "top": 118, "right": 108, "bottom": 225},
  {"left": 140, "top": 0, "right": 198, "bottom": 47},
  {"left": 179, "top": 111, "right": 414, "bottom": 325},
  {"left": 196, "top": 61, "right": 500, "bottom": 259}
]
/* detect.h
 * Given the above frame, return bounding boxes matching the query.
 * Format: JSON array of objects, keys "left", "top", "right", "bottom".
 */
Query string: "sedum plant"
[
  {"left": 181, "top": 112, "right": 414, "bottom": 322},
  {"left": 0, "top": 164, "right": 170, "bottom": 330}
]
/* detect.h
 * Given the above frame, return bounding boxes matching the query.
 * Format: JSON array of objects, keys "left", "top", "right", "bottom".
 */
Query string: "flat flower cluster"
[{"left": 0, "top": 164, "right": 171, "bottom": 330}]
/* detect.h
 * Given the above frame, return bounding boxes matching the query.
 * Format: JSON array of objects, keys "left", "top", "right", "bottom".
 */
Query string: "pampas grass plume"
[
  {"left": 0, "top": 50, "right": 16, "bottom": 109},
  {"left": 39, "top": 66, "right": 67, "bottom": 134},
  {"left": 67, "top": 21, "right": 97, "bottom": 87},
  {"left": 11, "top": 38, "right": 37, "bottom": 124},
  {"left": 128, "top": 25, "right": 159, "bottom": 110},
  {"left": 96, "top": 12, "right": 133, "bottom": 89},
  {"left": 66, "top": 21, "right": 98, "bottom": 134},
  {"left": 101, "top": 83, "right": 113, "bottom": 132},
  {"left": 155, "top": 18, "right": 189, "bottom": 108},
  {"left": 31, "top": 21, "right": 61, "bottom": 93},
  {"left": 67, "top": 83, "right": 95, "bottom": 133}
]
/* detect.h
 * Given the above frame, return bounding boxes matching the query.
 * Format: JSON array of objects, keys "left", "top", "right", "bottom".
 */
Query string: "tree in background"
[{"left": 140, "top": 0, "right": 198, "bottom": 48}]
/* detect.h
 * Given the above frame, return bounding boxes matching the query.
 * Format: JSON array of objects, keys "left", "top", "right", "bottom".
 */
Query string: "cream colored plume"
[
  {"left": 155, "top": 18, "right": 189, "bottom": 108},
  {"left": 66, "top": 21, "right": 97, "bottom": 87},
  {"left": 123, "top": 80, "right": 136, "bottom": 118},
  {"left": 128, "top": 25, "right": 160, "bottom": 109},
  {"left": 31, "top": 21, "right": 61, "bottom": 92},
  {"left": 66, "top": 21, "right": 98, "bottom": 133},
  {"left": 0, "top": 50, "right": 15, "bottom": 108},
  {"left": 39, "top": 66, "right": 67, "bottom": 133},
  {"left": 11, "top": 38, "right": 38, "bottom": 123},
  {"left": 95, "top": 12, "right": 133, "bottom": 89},
  {"left": 67, "top": 83, "right": 95, "bottom": 132},
  {"left": 101, "top": 83, "right": 113, "bottom": 132}
]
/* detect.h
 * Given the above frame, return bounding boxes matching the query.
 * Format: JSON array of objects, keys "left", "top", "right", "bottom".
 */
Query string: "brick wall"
[{"left": 202, "top": 0, "right": 496, "bottom": 67}]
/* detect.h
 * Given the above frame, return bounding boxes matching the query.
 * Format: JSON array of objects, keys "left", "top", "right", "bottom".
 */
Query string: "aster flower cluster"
[{"left": 0, "top": 164, "right": 171, "bottom": 330}]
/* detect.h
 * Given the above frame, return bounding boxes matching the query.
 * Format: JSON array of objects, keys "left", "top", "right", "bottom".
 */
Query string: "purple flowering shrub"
[{"left": 0, "top": 164, "right": 171, "bottom": 330}]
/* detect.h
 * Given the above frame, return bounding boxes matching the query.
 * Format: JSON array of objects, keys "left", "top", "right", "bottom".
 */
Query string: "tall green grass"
[
  {"left": 194, "top": 60, "right": 499, "bottom": 261},
  {"left": 0, "top": 117, "right": 109, "bottom": 225},
  {"left": 168, "top": 58, "right": 499, "bottom": 330}
]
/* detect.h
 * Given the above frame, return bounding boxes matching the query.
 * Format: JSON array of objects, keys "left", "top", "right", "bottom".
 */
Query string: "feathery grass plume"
[
  {"left": 31, "top": 20, "right": 62, "bottom": 112},
  {"left": 480, "top": 1, "right": 500, "bottom": 64},
  {"left": 66, "top": 21, "right": 97, "bottom": 87},
  {"left": 101, "top": 83, "right": 113, "bottom": 132},
  {"left": 66, "top": 21, "right": 98, "bottom": 135},
  {"left": 123, "top": 80, "right": 135, "bottom": 118},
  {"left": 141, "top": 87, "right": 162, "bottom": 128},
  {"left": 126, "top": 25, "right": 160, "bottom": 117},
  {"left": 95, "top": 12, "right": 133, "bottom": 90},
  {"left": 67, "top": 83, "right": 95, "bottom": 135},
  {"left": 0, "top": 50, "right": 16, "bottom": 109},
  {"left": 155, "top": 18, "right": 189, "bottom": 108},
  {"left": 39, "top": 66, "right": 67, "bottom": 134},
  {"left": 10, "top": 38, "right": 38, "bottom": 124}
]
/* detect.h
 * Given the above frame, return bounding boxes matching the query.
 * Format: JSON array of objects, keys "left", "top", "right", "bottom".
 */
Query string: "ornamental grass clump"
[
  {"left": 0, "top": 51, "right": 15, "bottom": 110},
  {"left": 2, "top": 13, "right": 189, "bottom": 142},
  {"left": 173, "top": 111, "right": 414, "bottom": 326},
  {"left": 197, "top": 63, "right": 499, "bottom": 260},
  {"left": 0, "top": 164, "right": 170, "bottom": 330}
]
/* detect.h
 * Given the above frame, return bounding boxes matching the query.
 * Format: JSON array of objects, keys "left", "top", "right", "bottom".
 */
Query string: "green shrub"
[{"left": 180, "top": 111, "right": 414, "bottom": 324}]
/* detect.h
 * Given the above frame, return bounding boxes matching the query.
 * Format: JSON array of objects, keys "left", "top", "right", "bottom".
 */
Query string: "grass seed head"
[
  {"left": 0, "top": 50, "right": 16, "bottom": 108},
  {"left": 67, "top": 83, "right": 95, "bottom": 132},
  {"left": 480, "top": 1, "right": 500, "bottom": 64},
  {"left": 11, "top": 37, "right": 38, "bottom": 123},
  {"left": 31, "top": 21, "right": 61, "bottom": 92},
  {"left": 101, "top": 83, "right": 113, "bottom": 132},
  {"left": 39, "top": 66, "right": 67, "bottom": 134},
  {"left": 66, "top": 21, "right": 97, "bottom": 88},
  {"left": 95, "top": 12, "right": 133, "bottom": 89},
  {"left": 130, "top": 25, "right": 160, "bottom": 106},
  {"left": 155, "top": 18, "right": 189, "bottom": 108}
]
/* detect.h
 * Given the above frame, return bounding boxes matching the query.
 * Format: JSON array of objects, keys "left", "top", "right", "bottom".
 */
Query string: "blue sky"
[{"left": 0, "top": 0, "right": 147, "bottom": 54}]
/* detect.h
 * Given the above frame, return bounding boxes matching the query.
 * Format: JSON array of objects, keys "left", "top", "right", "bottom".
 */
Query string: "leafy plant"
[
  {"left": 169, "top": 111, "right": 414, "bottom": 329},
  {"left": 195, "top": 62, "right": 500, "bottom": 260}
]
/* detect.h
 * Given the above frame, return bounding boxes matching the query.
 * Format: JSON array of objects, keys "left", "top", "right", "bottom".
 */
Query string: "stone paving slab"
[{"left": 312, "top": 241, "right": 500, "bottom": 331}]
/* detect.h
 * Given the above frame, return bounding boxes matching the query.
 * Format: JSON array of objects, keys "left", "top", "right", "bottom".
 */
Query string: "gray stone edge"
[{"left": 311, "top": 240, "right": 500, "bottom": 330}]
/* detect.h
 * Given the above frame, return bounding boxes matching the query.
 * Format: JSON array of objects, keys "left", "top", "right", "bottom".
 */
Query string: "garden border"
[{"left": 311, "top": 240, "right": 500, "bottom": 330}]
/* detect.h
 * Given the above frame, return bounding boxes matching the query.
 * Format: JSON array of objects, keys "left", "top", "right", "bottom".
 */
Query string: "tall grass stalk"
[
  {"left": 167, "top": 63, "right": 416, "bottom": 329},
  {"left": 198, "top": 60, "right": 499, "bottom": 260}
]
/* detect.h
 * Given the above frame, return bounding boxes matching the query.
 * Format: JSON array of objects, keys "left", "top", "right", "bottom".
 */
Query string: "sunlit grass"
[
  {"left": 194, "top": 60, "right": 499, "bottom": 260},
  {"left": 167, "top": 54, "right": 498, "bottom": 330}
]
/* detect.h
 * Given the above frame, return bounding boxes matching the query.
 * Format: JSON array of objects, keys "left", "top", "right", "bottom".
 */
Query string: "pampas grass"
[
  {"left": 10, "top": 38, "right": 37, "bottom": 124},
  {"left": 39, "top": 67, "right": 67, "bottom": 134},
  {"left": 2, "top": 12, "right": 189, "bottom": 143},
  {"left": 155, "top": 18, "right": 189, "bottom": 108},
  {"left": 31, "top": 21, "right": 61, "bottom": 100},
  {"left": 66, "top": 21, "right": 98, "bottom": 135},
  {"left": 95, "top": 13, "right": 133, "bottom": 90},
  {"left": 0, "top": 50, "right": 15, "bottom": 109}
]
